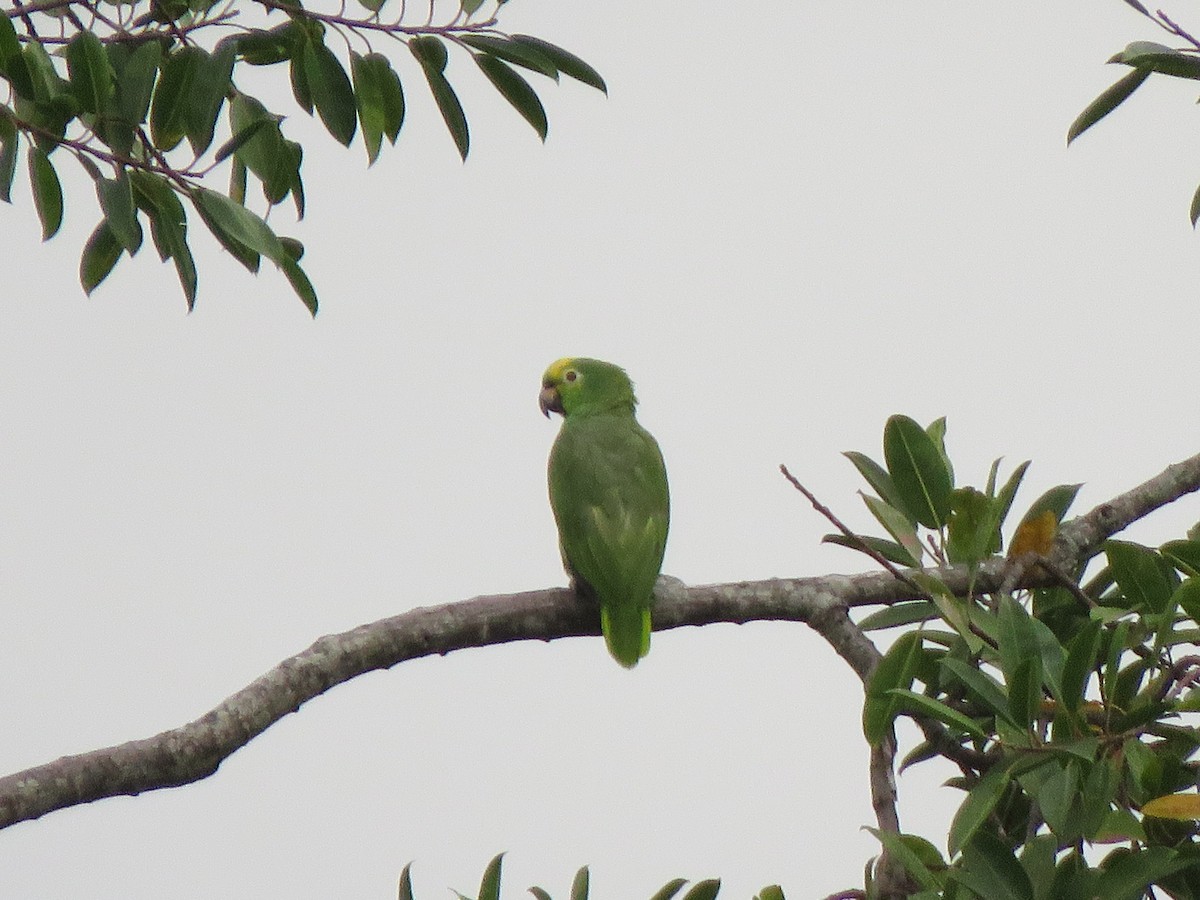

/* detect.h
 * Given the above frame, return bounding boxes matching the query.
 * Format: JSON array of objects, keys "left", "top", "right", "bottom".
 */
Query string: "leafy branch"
[
  {"left": 0, "top": 0, "right": 606, "bottom": 311},
  {"left": 1, "top": 429, "right": 1197, "bottom": 900}
]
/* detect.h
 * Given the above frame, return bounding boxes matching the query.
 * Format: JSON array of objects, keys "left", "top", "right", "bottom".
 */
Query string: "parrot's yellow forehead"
[{"left": 544, "top": 358, "right": 577, "bottom": 383}]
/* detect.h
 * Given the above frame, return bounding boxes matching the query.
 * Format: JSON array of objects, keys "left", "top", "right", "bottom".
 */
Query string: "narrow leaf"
[
  {"left": 187, "top": 43, "right": 236, "bottom": 155},
  {"left": 98, "top": 173, "right": 143, "bottom": 253},
  {"left": 150, "top": 47, "right": 203, "bottom": 150},
  {"left": 0, "top": 110, "right": 16, "bottom": 202},
  {"left": 79, "top": 220, "right": 124, "bottom": 294},
  {"left": 680, "top": 880, "right": 721, "bottom": 900},
  {"left": 303, "top": 40, "right": 357, "bottom": 146},
  {"left": 460, "top": 35, "right": 558, "bottom": 79},
  {"left": 398, "top": 863, "right": 415, "bottom": 900},
  {"left": 648, "top": 879, "right": 688, "bottom": 900},
  {"left": 410, "top": 36, "right": 468, "bottom": 160},
  {"left": 1067, "top": 68, "right": 1150, "bottom": 145},
  {"left": 511, "top": 35, "right": 606, "bottom": 92},
  {"left": 844, "top": 450, "right": 907, "bottom": 513},
  {"left": 27, "top": 145, "right": 63, "bottom": 239},
  {"left": 948, "top": 763, "right": 1011, "bottom": 856},
  {"left": 570, "top": 866, "right": 589, "bottom": 900},
  {"left": 887, "top": 688, "right": 989, "bottom": 741},
  {"left": 883, "top": 414, "right": 953, "bottom": 529},
  {"left": 476, "top": 54, "right": 547, "bottom": 140},
  {"left": 350, "top": 52, "right": 383, "bottom": 163},
  {"left": 957, "top": 831, "right": 1034, "bottom": 900},
  {"left": 65, "top": 30, "right": 115, "bottom": 115},
  {"left": 863, "top": 630, "right": 922, "bottom": 745},
  {"left": 822, "top": 532, "right": 919, "bottom": 567},
  {"left": 477, "top": 852, "right": 504, "bottom": 900}
]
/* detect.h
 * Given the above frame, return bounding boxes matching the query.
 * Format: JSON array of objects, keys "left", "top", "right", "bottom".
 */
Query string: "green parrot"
[{"left": 539, "top": 357, "right": 670, "bottom": 668}]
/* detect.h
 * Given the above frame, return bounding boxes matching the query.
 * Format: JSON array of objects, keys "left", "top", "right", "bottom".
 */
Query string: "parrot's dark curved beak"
[{"left": 539, "top": 385, "right": 564, "bottom": 418}]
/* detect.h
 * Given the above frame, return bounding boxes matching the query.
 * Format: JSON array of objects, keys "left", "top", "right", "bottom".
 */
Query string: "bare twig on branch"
[{"left": 0, "top": 451, "right": 1197, "bottom": 835}]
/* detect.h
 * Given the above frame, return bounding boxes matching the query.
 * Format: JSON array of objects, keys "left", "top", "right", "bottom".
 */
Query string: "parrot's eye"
[{"left": 565, "top": 370, "right": 578, "bottom": 382}]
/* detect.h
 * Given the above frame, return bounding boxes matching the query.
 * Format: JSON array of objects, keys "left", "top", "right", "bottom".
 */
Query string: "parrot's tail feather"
[{"left": 600, "top": 605, "right": 651, "bottom": 668}]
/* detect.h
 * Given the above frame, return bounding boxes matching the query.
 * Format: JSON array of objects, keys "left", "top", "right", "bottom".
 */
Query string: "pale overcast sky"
[{"left": 1, "top": 1, "right": 1198, "bottom": 897}]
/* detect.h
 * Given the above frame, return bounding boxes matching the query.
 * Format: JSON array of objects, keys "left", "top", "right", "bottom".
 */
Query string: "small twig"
[
  {"left": 779, "top": 464, "right": 930, "bottom": 599},
  {"left": 1156, "top": 9, "right": 1200, "bottom": 52}
]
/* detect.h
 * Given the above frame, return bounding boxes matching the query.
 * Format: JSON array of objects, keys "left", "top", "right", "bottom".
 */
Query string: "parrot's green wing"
[{"left": 548, "top": 412, "right": 669, "bottom": 667}]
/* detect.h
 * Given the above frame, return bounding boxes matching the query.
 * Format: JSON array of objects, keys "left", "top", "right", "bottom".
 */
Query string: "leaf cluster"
[
  {"left": 0, "top": 0, "right": 605, "bottom": 312},
  {"left": 397, "top": 855, "right": 784, "bottom": 900},
  {"left": 1069, "top": 4, "right": 1200, "bottom": 230},
  {"left": 843, "top": 416, "right": 1200, "bottom": 898}
]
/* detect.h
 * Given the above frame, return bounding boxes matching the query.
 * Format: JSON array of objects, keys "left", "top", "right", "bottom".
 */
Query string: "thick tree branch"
[{"left": 0, "top": 451, "right": 1197, "bottom": 831}]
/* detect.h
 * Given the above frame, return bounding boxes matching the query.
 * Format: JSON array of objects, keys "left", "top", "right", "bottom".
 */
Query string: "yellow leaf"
[
  {"left": 1143, "top": 793, "right": 1200, "bottom": 820},
  {"left": 1008, "top": 510, "right": 1057, "bottom": 559}
]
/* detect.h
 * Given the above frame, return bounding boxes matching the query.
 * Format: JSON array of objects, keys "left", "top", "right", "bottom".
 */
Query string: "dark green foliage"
[
  {"left": 840, "top": 414, "right": 1200, "bottom": 897},
  {"left": 0, "top": 0, "right": 605, "bottom": 312},
  {"left": 398, "top": 857, "right": 761, "bottom": 899}
]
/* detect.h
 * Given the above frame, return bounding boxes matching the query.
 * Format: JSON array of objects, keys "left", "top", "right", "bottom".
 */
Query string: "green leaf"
[
  {"left": 1161, "top": 540, "right": 1200, "bottom": 578},
  {"left": 1021, "top": 759, "right": 1081, "bottom": 841},
  {"left": 1096, "top": 846, "right": 1193, "bottom": 899},
  {"left": 236, "top": 22, "right": 301, "bottom": 66},
  {"left": 858, "top": 600, "right": 938, "bottom": 631},
  {"left": 0, "top": 14, "right": 34, "bottom": 98},
  {"left": 1007, "top": 655, "right": 1044, "bottom": 728},
  {"left": 570, "top": 866, "right": 589, "bottom": 900},
  {"left": 477, "top": 852, "right": 504, "bottom": 900},
  {"left": 862, "top": 828, "right": 944, "bottom": 890},
  {"left": 883, "top": 414, "right": 953, "bottom": 529},
  {"left": 410, "top": 36, "right": 468, "bottom": 160},
  {"left": 188, "top": 43, "right": 236, "bottom": 155},
  {"left": 939, "top": 657, "right": 1014, "bottom": 724},
  {"left": 680, "top": 880, "right": 721, "bottom": 900},
  {"left": 214, "top": 118, "right": 271, "bottom": 164},
  {"left": 990, "top": 460, "right": 1031, "bottom": 552},
  {"left": 27, "top": 146, "right": 63, "bottom": 240},
  {"left": 0, "top": 110, "right": 16, "bottom": 203},
  {"left": 303, "top": 40, "right": 357, "bottom": 146},
  {"left": 351, "top": 51, "right": 385, "bottom": 163},
  {"left": 948, "top": 762, "right": 1012, "bottom": 857},
  {"left": 844, "top": 451, "right": 907, "bottom": 515},
  {"left": 511, "top": 35, "right": 606, "bottom": 93},
  {"left": 956, "top": 831, "right": 1034, "bottom": 900},
  {"left": 528, "top": 890, "right": 552, "bottom": 900},
  {"left": 648, "top": 879, "right": 688, "bottom": 900},
  {"left": 947, "top": 486, "right": 996, "bottom": 566},
  {"left": 66, "top": 30, "right": 115, "bottom": 115},
  {"left": 822, "top": 532, "right": 920, "bottom": 567},
  {"left": 1014, "top": 483, "right": 1081, "bottom": 534},
  {"left": 130, "top": 171, "right": 196, "bottom": 307},
  {"left": 106, "top": 39, "right": 160, "bottom": 155},
  {"left": 1060, "top": 619, "right": 1101, "bottom": 714},
  {"left": 1067, "top": 68, "right": 1150, "bottom": 145},
  {"left": 228, "top": 93, "right": 293, "bottom": 203},
  {"left": 98, "top": 172, "right": 143, "bottom": 253},
  {"left": 68, "top": 33, "right": 113, "bottom": 108},
  {"left": 862, "top": 494, "right": 923, "bottom": 563},
  {"left": 755, "top": 887, "right": 785, "bottom": 900},
  {"left": 1080, "top": 754, "right": 1122, "bottom": 839},
  {"left": 79, "top": 220, "right": 124, "bottom": 295},
  {"left": 863, "top": 630, "right": 922, "bottom": 745},
  {"left": 475, "top": 54, "right": 547, "bottom": 140},
  {"left": 398, "top": 862, "right": 415, "bottom": 900},
  {"left": 1106, "top": 540, "right": 1175, "bottom": 613},
  {"left": 1111, "top": 41, "right": 1200, "bottom": 80},
  {"left": 887, "top": 688, "right": 989, "bottom": 741},
  {"left": 460, "top": 35, "right": 559, "bottom": 79},
  {"left": 289, "top": 46, "right": 313, "bottom": 114},
  {"left": 280, "top": 255, "right": 318, "bottom": 316},
  {"left": 150, "top": 46, "right": 203, "bottom": 150}
]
